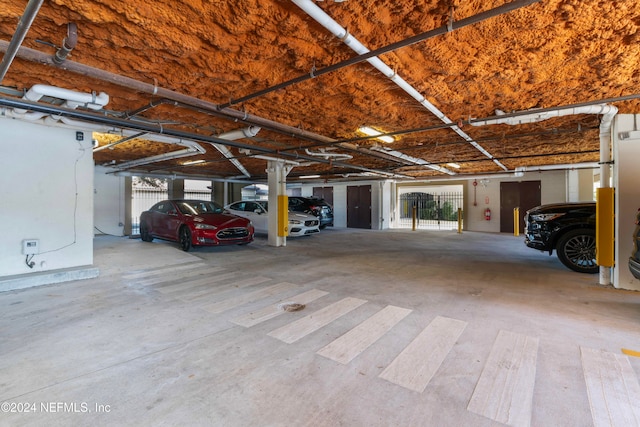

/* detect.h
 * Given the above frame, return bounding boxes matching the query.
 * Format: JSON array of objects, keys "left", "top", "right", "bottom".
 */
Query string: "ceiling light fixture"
[
  {"left": 182, "top": 159, "right": 206, "bottom": 166},
  {"left": 358, "top": 126, "right": 394, "bottom": 143},
  {"left": 299, "top": 175, "right": 321, "bottom": 179},
  {"left": 446, "top": 163, "right": 461, "bottom": 169}
]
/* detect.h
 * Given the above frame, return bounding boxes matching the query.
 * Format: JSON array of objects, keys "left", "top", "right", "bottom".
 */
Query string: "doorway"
[
  {"left": 347, "top": 185, "right": 371, "bottom": 229},
  {"left": 500, "top": 181, "right": 541, "bottom": 233}
]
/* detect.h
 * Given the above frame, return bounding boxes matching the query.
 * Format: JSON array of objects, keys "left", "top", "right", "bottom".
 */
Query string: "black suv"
[
  {"left": 524, "top": 202, "right": 597, "bottom": 274},
  {"left": 288, "top": 196, "right": 334, "bottom": 229},
  {"left": 630, "top": 209, "right": 640, "bottom": 280}
]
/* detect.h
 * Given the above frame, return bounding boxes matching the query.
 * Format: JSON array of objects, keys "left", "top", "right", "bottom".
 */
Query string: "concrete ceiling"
[{"left": 1, "top": 0, "right": 639, "bottom": 183}]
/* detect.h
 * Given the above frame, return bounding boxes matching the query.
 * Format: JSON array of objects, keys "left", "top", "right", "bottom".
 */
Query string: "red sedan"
[{"left": 140, "top": 199, "right": 254, "bottom": 251}]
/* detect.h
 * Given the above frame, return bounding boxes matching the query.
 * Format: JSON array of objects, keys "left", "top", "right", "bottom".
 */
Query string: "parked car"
[
  {"left": 225, "top": 200, "right": 320, "bottom": 236},
  {"left": 629, "top": 208, "right": 640, "bottom": 280},
  {"left": 288, "top": 196, "right": 334, "bottom": 229},
  {"left": 140, "top": 199, "right": 254, "bottom": 251},
  {"left": 524, "top": 202, "right": 597, "bottom": 274}
]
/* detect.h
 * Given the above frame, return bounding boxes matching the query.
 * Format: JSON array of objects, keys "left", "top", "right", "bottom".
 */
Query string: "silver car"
[{"left": 225, "top": 200, "right": 320, "bottom": 237}]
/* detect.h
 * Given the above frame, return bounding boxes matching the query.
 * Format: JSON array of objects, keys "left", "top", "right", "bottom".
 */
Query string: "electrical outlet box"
[{"left": 22, "top": 239, "right": 40, "bottom": 255}]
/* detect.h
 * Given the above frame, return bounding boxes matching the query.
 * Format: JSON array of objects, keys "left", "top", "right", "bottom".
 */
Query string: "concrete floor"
[{"left": 1, "top": 229, "right": 639, "bottom": 426}]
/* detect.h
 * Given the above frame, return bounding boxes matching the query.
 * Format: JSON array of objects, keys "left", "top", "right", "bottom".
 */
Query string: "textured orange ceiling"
[{"left": 1, "top": 0, "right": 639, "bottom": 182}]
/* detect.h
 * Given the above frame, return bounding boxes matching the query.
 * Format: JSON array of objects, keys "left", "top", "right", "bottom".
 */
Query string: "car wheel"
[
  {"left": 140, "top": 222, "right": 153, "bottom": 242},
  {"left": 179, "top": 227, "right": 192, "bottom": 252},
  {"left": 556, "top": 229, "right": 598, "bottom": 274}
]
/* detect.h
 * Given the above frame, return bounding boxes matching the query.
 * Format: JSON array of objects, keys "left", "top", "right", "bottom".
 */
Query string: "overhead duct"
[
  {"left": 113, "top": 143, "right": 206, "bottom": 170},
  {"left": 292, "top": 0, "right": 507, "bottom": 171}
]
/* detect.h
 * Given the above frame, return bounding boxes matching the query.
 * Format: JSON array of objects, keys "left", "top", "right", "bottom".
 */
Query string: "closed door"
[
  {"left": 313, "top": 186, "right": 334, "bottom": 206},
  {"left": 500, "top": 181, "right": 541, "bottom": 233},
  {"left": 347, "top": 185, "right": 371, "bottom": 229}
]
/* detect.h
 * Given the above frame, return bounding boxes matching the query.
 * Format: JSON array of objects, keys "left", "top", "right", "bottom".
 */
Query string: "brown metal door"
[
  {"left": 500, "top": 181, "right": 541, "bottom": 233},
  {"left": 313, "top": 186, "right": 334, "bottom": 206},
  {"left": 347, "top": 185, "right": 371, "bottom": 229}
]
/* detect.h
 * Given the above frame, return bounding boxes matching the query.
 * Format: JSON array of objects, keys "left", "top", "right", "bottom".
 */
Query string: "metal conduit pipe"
[
  {"left": 369, "top": 146, "right": 455, "bottom": 175},
  {"left": 292, "top": 0, "right": 507, "bottom": 171},
  {"left": 0, "top": 0, "right": 44, "bottom": 83},
  {"left": 471, "top": 103, "right": 618, "bottom": 285},
  {"left": 0, "top": 95, "right": 410, "bottom": 178},
  {"left": 0, "top": 41, "right": 443, "bottom": 172},
  {"left": 221, "top": 0, "right": 541, "bottom": 109},
  {"left": 53, "top": 23, "right": 78, "bottom": 65}
]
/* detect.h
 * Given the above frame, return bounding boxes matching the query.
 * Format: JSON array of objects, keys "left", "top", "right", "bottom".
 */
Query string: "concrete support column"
[
  {"left": 228, "top": 183, "right": 243, "bottom": 203},
  {"left": 124, "top": 176, "right": 132, "bottom": 236},
  {"left": 211, "top": 181, "right": 225, "bottom": 205},
  {"left": 168, "top": 179, "right": 184, "bottom": 199},
  {"left": 267, "top": 160, "right": 292, "bottom": 247}
]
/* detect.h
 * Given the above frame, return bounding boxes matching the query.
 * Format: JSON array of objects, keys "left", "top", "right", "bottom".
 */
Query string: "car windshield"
[{"left": 176, "top": 200, "right": 224, "bottom": 215}]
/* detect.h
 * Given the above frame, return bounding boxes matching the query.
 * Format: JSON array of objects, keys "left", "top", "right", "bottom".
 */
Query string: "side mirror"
[{"left": 254, "top": 209, "right": 262, "bottom": 214}]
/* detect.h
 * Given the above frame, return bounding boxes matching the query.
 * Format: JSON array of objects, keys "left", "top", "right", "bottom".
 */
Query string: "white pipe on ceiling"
[
  {"left": 470, "top": 103, "right": 618, "bottom": 285},
  {"left": 292, "top": 0, "right": 507, "bottom": 172},
  {"left": 369, "top": 145, "right": 456, "bottom": 175},
  {"left": 304, "top": 148, "right": 353, "bottom": 160},
  {"left": 212, "top": 126, "right": 261, "bottom": 178}
]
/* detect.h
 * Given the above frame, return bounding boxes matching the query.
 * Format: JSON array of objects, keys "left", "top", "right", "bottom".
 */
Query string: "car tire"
[
  {"left": 179, "top": 227, "right": 192, "bottom": 252},
  {"left": 140, "top": 222, "right": 154, "bottom": 242},
  {"left": 556, "top": 228, "right": 598, "bottom": 274}
]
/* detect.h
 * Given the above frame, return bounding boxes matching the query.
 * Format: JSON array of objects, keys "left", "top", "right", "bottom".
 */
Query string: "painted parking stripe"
[
  {"left": 379, "top": 316, "right": 466, "bottom": 393},
  {"left": 122, "top": 262, "right": 208, "bottom": 280},
  {"left": 202, "top": 282, "right": 298, "bottom": 314},
  {"left": 467, "top": 330, "right": 539, "bottom": 427},
  {"left": 231, "top": 289, "right": 329, "bottom": 328},
  {"left": 136, "top": 266, "right": 227, "bottom": 287},
  {"left": 581, "top": 347, "right": 640, "bottom": 427},
  {"left": 268, "top": 297, "right": 367, "bottom": 344},
  {"left": 317, "top": 305, "right": 412, "bottom": 365},
  {"left": 154, "top": 271, "right": 240, "bottom": 293}
]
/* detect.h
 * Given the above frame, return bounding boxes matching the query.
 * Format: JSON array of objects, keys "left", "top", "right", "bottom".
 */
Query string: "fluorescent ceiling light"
[
  {"left": 446, "top": 163, "right": 461, "bottom": 169},
  {"left": 299, "top": 175, "right": 321, "bottom": 179},
  {"left": 182, "top": 159, "right": 206, "bottom": 166},
  {"left": 358, "top": 126, "right": 394, "bottom": 143}
]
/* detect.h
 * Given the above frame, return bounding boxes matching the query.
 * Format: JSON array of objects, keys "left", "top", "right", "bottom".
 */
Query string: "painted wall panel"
[{"left": 0, "top": 118, "right": 94, "bottom": 277}]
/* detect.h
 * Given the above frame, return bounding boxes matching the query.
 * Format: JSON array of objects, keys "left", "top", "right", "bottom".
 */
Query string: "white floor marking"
[
  {"left": 202, "top": 282, "right": 298, "bottom": 314},
  {"left": 136, "top": 266, "right": 227, "bottom": 287},
  {"left": 379, "top": 316, "right": 467, "bottom": 393},
  {"left": 317, "top": 305, "right": 412, "bottom": 364},
  {"left": 581, "top": 346, "right": 640, "bottom": 427},
  {"left": 268, "top": 297, "right": 367, "bottom": 344},
  {"left": 122, "top": 262, "right": 207, "bottom": 280},
  {"left": 154, "top": 271, "right": 242, "bottom": 294},
  {"left": 467, "top": 330, "right": 539, "bottom": 427},
  {"left": 231, "top": 289, "right": 329, "bottom": 327}
]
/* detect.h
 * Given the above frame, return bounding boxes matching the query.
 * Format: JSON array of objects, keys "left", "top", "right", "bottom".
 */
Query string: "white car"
[{"left": 225, "top": 200, "right": 320, "bottom": 237}]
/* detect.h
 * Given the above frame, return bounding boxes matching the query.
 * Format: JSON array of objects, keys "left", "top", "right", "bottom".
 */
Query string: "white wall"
[
  {"left": 0, "top": 118, "right": 94, "bottom": 277},
  {"left": 94, "top": 165, "right": 125, "bottom": 236},
  {"left": 613, "top": 114, "right": 640, "bottom": 291}
]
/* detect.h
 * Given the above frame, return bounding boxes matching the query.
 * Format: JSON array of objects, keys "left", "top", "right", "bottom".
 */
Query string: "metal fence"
[{"left": 397, "top": 192, "right": 463, "bottom": 230}]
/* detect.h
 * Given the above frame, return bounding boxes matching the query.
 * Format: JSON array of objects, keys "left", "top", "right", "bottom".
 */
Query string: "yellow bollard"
[
  {"left": 513, "top": 207, "right": 520, "bottom": 236},
  {"left": 412, "top": 205, "right": 417, "bottom": 231},
  {"left": 457, "top": 208, "right": 463, "bottom": 234}
]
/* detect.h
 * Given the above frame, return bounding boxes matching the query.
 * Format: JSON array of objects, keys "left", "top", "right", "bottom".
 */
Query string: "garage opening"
[{"left": 397, "top": 185, "right": 463, "bottom": 230}]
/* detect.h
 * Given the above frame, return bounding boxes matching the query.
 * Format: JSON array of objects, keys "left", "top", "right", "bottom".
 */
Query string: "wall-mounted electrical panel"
[{"left": 22, "top": 239, "right": 40, "bottom": 255}]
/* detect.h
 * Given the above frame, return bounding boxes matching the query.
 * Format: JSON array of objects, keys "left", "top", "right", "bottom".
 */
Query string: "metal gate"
[{"left": 398, "top": 192, "right": 463, "bottom": 230}]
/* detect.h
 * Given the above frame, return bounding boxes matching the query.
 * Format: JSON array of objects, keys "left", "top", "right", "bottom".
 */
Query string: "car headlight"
[
  {"left": 195, "top": 223, "right": 217, "bottom": 230},
  {"left": 530, "top": 213, "right": 566, "bottom": 221},
  {"left": 289, "top": 219, "right": 302, "bottom": 224}
]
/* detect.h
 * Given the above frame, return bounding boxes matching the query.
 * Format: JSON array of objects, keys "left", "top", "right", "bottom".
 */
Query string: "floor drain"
[{"left": 278, "top": 302, "right": 306, "bottom": 312}]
